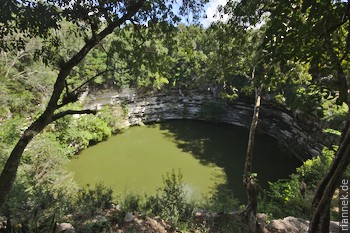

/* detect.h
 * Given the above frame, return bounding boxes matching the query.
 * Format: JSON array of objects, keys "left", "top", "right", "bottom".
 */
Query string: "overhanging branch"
[
  {"left": 72, "top": 69, "right": 111, "bottom": 93},
  {"left": 340, "top": 20, "right": 350, "bottom": 62},
  {"left": 131, "top": 20, "right": 146, "bottom": 48},
  {"left": 56, "top": 67, "right": 129, "bottom": 109},
  {"left": 0, "top": 0, "right": 146, "bottom": 210},
  {"left": 72, "top": 68, "right": 130, "bottom": 93},
  {"left": 319, "top": 19, "right": 348, "bottom": 38},
  {"left": 52, "top": 109, "right": 97, "bottom": 122}
]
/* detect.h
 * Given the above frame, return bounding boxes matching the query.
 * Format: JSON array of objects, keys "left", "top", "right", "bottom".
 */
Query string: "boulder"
[
  {"left": 268, "top": 216, "right": 308, "bottom": 233},
  {"left": 58, "top": 223, "right": 75, "bottom": 233},
  {"left": 267, "top": 216, "right": 339, "bottom": 233},
  {"left": 124, "top": 212, "right": 134, "bottom": 222}
]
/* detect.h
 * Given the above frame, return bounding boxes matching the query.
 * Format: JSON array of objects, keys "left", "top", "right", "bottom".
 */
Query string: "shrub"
[
  {"left": 53, "top": 113, "right": 112, "bottom": 153},
  {"left": 259, "top": 147, "right": 336, "bottom": 219},
  {"left": 296, "top": 147, "right": 335, "bottom": 188},
  {"left": 259, "top": 174, "right": 311, "bottom": 219},
  {"left": 98, "top": 105, "right": 127, "bottom": 133},
  {"left": 72, "top": 183, "right": 114, "bottom": 221},
  {"left": 1, "top": 133, "right": 77, "bottom": 230},
  {"left": 123, "top": 193, "right": 142, "bottom": 212},
  {"left": 155, "top": 170, "right": 193, "bottom": 225},
  {"left": 75, "top": 221, "right": 112, "bottom": 233}
]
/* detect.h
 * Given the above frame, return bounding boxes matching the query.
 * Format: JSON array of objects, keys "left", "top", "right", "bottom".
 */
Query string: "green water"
[{"left": 68, "top": 120, "right": 301, "bottom": 201}]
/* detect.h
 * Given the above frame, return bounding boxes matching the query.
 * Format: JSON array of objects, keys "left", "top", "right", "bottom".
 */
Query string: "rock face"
[{"left": 86, "top": 88, "right": 324, "bottom": 161}]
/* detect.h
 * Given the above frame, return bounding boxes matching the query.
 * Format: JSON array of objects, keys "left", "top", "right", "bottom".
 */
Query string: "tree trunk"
[
  {"left": 0, "top": 72, "right": 67, "bottom": 208},
  {"left": 243, "top": 85, "right": 262, "bottom": 233},
  {"left": 0, "top": 119, "right": 48, "bottom": 209},
  {"left": 309, "top": 119, "right": 350, "bottom": 233},
  {"left": 309, "top": 69, "right": 350, "bottom": 232},
  {"left": 0, "top": 1, "right": 145, "bottom": 209}
]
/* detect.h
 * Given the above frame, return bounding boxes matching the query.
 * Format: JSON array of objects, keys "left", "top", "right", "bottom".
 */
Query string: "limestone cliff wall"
[{"left": 85, "top": 89, "right": 323, "bottom": 161}]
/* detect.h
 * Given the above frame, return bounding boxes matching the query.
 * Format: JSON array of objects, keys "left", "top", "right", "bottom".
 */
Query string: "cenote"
[{"left": 68, "top": 120, "right": 301, "bottom": 202}]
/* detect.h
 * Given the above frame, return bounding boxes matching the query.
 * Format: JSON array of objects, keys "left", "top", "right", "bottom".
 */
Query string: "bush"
[
  {"left": 117, "top": 170, "right": 195, "bottom": 227},
  {"left": 53, "top": 113, "right": 112, "bottom": 153},
  {"left": 122, "top": 193, "right": 142, "bottom": 212},
  {"left": 75, "top": 221, "right": 112, "bottom": 233},
  {"left": 72, "top": 183, "right": 114, "bottom": 221},
  {"left": 259, "top": 147, "right": 336, "bottom": 219},
  {"left": 322, "top": 100, "right": 348, "bottom": 131},
  {"left": 259, "top": 174, "right": 311, "bottom": 219},
  {"left": 1, "top": 133, "right": 77, "bottom": 230},
  {"left": 153, "top": 170, "right": 194, "bottom": 225},
  {"left": 98, "top": 105, "right": 127, "bottom": 133},
  {"left": 296, "top": 147, "right": 335, "bottom": 188}
]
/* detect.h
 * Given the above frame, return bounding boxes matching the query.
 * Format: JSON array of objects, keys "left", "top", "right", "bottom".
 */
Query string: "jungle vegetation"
[{"left": 0, "top": 0, "right": 349, "bottom": 232}]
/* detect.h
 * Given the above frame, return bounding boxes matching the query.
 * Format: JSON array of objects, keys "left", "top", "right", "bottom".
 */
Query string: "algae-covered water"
[{"left": 67, "top": 120, "right": 300, "bottom": 201}]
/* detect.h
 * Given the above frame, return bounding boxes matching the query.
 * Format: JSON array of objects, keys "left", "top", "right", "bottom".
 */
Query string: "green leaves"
[
  {"left": 0, "top": 0, "right": 61, "bottom": 51},
  {"left": 156, "top": 170, "right": 192, "bottom": 225},
  {"left": 224, "top": 0, "right": 350, "bottom": 104},
  {"left": 73, "top": 183, "right": 114, "bottom": 220},
  {"left": 296, "top": 147, "right": 335, "bottom": 188},
  {"left": 260, "top": 146, "right": 337, "bottom": 219},
  {"left": 53, "top": 113, "right": 112, "bottom": 153}
]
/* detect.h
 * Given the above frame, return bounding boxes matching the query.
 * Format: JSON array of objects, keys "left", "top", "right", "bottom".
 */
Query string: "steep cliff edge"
[{"left": 85, "top": 88, "right": 325, "bottom": 161}]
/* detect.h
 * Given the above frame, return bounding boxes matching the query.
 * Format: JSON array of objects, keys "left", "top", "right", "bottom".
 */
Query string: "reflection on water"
[{"left": 67, "top": 120, "right": 301, "bottom": 202}]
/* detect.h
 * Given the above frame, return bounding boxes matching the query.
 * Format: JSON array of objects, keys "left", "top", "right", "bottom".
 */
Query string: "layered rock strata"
[{"left": 86, "top": 89, "right": 323, "bottom": 161}]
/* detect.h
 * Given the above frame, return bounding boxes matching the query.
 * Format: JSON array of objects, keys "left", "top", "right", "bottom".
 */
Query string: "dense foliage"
[{"left": 1, "top": 0, "right": 349, "bottom": 232}]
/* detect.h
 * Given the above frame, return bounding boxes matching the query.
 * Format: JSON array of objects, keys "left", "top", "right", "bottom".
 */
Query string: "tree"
[
  {"left": 202, "top": 22, "right": 257, "bottom": 91},
  {"left": 110, "top": 23, "right": 176, "bottom": 90},
  {"left": 241, "top": 61, "right": 286, "bottom": 232},
  {"left": 168, "top": 24, "right": 207, "bottom": 90},
  {"left": 204, "top": 19, "right": 267, "bottom": 232},
  {"left": 243, "top": 79, "right": 262, "bottom": 233},
  {"left": 3, "top": 133, "right": 77, "bottom": 227},
  {"left": 223, "top": 0, "right": 350, "bottom": 232},
  {"left": 0, "top": 0, "right": 208, "bottom": 209},
  {"left": 0, "top": 38, "right": 57, "bottom": 119}
]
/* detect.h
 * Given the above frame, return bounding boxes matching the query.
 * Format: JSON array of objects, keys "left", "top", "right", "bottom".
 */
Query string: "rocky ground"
[{"left": 57, "top": 210, "right": 340, "bottom": 233}]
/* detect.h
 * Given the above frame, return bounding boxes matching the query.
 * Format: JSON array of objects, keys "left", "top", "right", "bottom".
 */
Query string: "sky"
[
  {"left": 201, "top": 0, "right": 228, "bottom": 27},
  {"left": 62, "top": 0, "right": 229, "bottom": 28}
]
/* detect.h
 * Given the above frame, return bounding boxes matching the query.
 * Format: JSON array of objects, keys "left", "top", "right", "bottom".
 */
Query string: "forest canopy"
[{"left": 0, "top": 0, "right": 349, "bottom": 232}]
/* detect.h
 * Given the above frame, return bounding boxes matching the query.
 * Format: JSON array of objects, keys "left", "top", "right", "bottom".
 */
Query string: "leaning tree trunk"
[
  {"left": 243, "top": 85, "right": 262, "bottom": 233},
  {"left": 309, "top": 44, "right": 350, "bottom": 233},
  {"left": 0, "top": 1, "right": 145, "bottom": 209},
  {"left": 308, "top": 119, "right": 350, "bottom": 233},
  {"left": 0, "top": 70, "right": 69, "bottom": 208}
]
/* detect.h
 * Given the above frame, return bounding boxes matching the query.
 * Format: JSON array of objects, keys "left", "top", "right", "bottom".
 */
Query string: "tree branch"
[
  {"left": 0, "top": 0, "right": 146, "bottom": 210},
  {"left": 56, "top": 67, "right": 129, "bottom": 109},
  {"left": 98, "top": 0, "right": 113, "bottom": 24},
  {"left": 131, "top": 19, "right": 146, "bottom": 48},
  {"left": 64, "top": 80, "right": 70, "bottom": 97},
  {"left": 340, "top": 20, "right": 350, "bottom": 62},
  {"left": 5, "top": 50, "right": 27, "bottom": 78},
  {"left": 319, "top": 1, "right": 349, "bottom": 39},
  {"left": 72, "top": 67, "right": 130, "bottom": 92},
  {"left": 72, "top": 69, "right": 111, "bottom": 93},
  {"left": 52, "top": 109, "right": 97, "bottom": 122},
  {"left": 319, "top": 19, "right": 348, "bottom": 38}
]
